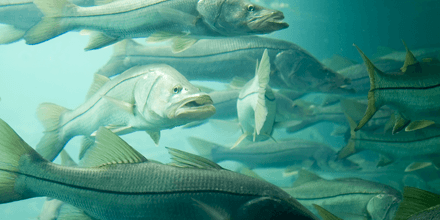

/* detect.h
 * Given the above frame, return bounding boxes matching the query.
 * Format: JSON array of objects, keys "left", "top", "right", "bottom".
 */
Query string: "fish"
[
  {"left": 338, "top": 113, "right": 440, "bottom": 170},
  {"left": 94, "top": 37, "right": 353, "bottom": 94},
  {"left": 0, "top": 0, "right": 96, "bottom": 44},
  {"left": 35, "top": 64, "right": 215, "bottom": 161},
  {"left": 24, "top": 0, "right": 288, "bottom": 51},
  {"left": 0, "top": 119, "right": 319, "bottom": 220},
  {"left": 188, "top": 137, "right": 360, "bottom": 172},
  {"left": 393, "top": 187, "right": 440, "bottom": 220},
  {"left": 234, "top": 49, "right": 276, "bottom": 147},
  {"left": 321, "top": 54, "right": 358, "bottom": 72},
  {"left": 283, "top": 169, "right": 402, "bottom": 220},
  {"left": 353, "top": 41, "right": 440, "bottom": 134}
]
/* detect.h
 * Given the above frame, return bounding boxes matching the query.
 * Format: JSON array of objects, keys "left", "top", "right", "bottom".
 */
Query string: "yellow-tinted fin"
[
  {"left": 85, "top": 74, "right": 110, "bottom": 99},
  {"left": 171, "top": 36, "right": 198, "bottom": 53},
  {"left": 392, "top": 113, "right": 410, "bottom": 134},
  {"left": 405, "top": 162, "right": 433, "bottom": 172},
  {"left": 355, "top": 92, "right": 377, "bottom": 131},
  {"left": 376, "top": 154, "right": 394, "bottom": 167},
  {"left": 293, "top": 169, "right": 322, "bottom": 187},
  {"left": 146, "top": 130, "right": 160, "bottom": 146},
  {"left": 0, "top": 25, "right": 25, "bottom": 44},
  {"left": 84, "top": 32, "right": 118, "bottom": 51},
  {"left": 393, "top": 187, "right": 440, "bottom": 220},
  {"left": 166, "top": 147, "right": 222, "bottom": 169},
  {"left": 400, "top": 40, "right": 418, "bottom": 73},
  {"left": 79, "top": 136, "right": 95, "bottom": 160},
  {"left": 313, "top": 204, "right": 343, "bottom": 220},
  {"left": 231, "top": 133, "right": 251, "bottom": 149},
  {"left": 36, "top": 103, "right": 69, "bottom": 131},
  {"left": 80, "top": 127, "right": 147, "bottom": 168},
  {"left": 405, "top": 120, "right": 435, "bottom": 132},
  {"left": 337, "top": 141, "right": 356, "bottom": 160},
  {"left": 57, "top": 203, "right": 97, "bottom": 220}
]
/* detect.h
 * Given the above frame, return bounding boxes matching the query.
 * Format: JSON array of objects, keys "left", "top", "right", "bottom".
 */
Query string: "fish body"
[
  {"left": 24, "top": 0, "right": 288, "bottom": 50},
  {"left": 189, "top": 137, "right": 359, "bottom": 171},
  {"left": 283, "top": 170, "right": 401, "bottom": 220},
  {"left": 36, "top": 64, "right": 215, "bottom": 161},
  {"left": 236, "top": 49, "right": 276, "bottom": 143},
  {"left": 0, "top": 119, "right": 319, "bottom": 220},
  {"left": 96, "top": 37, "right": 352, "bottom": 94},
  {"left": 354, "top": 42, "right": 440, "bottom": 133}
]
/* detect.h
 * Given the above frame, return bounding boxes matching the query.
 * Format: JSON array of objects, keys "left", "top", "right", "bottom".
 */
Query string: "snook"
[
  {"left": 188, "top": 137, "right": 359, "bottom": 172},
  {"left": 24, "top": 0, "right": 288, "bottom": 51},
  {"left": 353, "top": 42, "right": 440, "bottom": 134},
  {"left": 0, "top": 120, "right": 318, "bottom": 220},
  {"left": 36, "top": 64, "right": 215, "bottom": 161},
  {"left": 95, "top": 37, "right": 353, "bottom": 94},
  {"left": 283, "top": 169, "right": 401, "bottom": 220}
]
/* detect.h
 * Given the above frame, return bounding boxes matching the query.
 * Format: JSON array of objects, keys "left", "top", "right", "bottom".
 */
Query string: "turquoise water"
[{"left": 1, "top": 0, "right": 439, "bottom": 219}]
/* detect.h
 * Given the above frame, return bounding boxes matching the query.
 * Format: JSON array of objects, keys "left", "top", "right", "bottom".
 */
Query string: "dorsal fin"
[
  {"left": 85, "top": 74, "right": 110, "bottom": 99},
  {"left": 393, "top": 187, "right": 440, "bottom": 220},
  {"left": 292, "top": 169, "right": 322, "bottom": 187},
  {"left": 80, "top": 127, "right": 147, "bottom": 168},
  {"left": 400, "top": 40, "right": 418, "bottom": 73},
  {"left": 254, "top": 49, "right": 272, "bottom": 135},
  {"left": 166, "top": 147, "right": 222, "bottom": 169}
]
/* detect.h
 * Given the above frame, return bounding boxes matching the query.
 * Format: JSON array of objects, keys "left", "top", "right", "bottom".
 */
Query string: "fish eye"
[
  {"left": 172, "top": 85, "right": 182, "bottom": 94},
  {"left": 247, "top": 4, "right": 255, "bottom": 12}
]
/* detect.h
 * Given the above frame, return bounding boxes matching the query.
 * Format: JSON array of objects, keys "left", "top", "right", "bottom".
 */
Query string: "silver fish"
[
  {"left": 353, "top": 41, "right": 440, "bottom": 134},
  {"left": 35, "top": 64, "right": 215, "bottom": 161},
  {"left": 24, "top": 0, "right": 288, "bottom": 51},
  {"left": 283, "top": 169, "right": 401, "bottom": 220},
  {"left": 95, "top": 37, "right": 353, "bottom": 94},
  {"left": 188, "top": 137, "right": 359, "bottom": 172},
  {"left": 0, "top": 119, "right": 319, "bottom": 220}
]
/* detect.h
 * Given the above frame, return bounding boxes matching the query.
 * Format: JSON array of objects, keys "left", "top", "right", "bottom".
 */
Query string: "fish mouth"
[
  {"left": 174, "top": 95, "right": 216, "bottom": 120},
  {"left": 248, "top": 11, "right": 289, "bottom": 33}
]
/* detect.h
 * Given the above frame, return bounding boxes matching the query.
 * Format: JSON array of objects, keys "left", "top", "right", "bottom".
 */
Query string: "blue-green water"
[{"left": 0, "top": 0, "right": 439, "bottom": 219}]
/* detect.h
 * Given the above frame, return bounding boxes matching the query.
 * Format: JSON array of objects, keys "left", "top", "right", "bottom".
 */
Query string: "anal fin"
[
  {"left": 0, "top": 25, "right": 25, "bottom": 44},
  {"left": 171, "top": 36, "right": 198, "bottom": 53},
  {"left": 405, "top": 120, "right": 435, "bottom": 132},
  {"left": 84, "top": 32, "right": 118, "bottom": 51},
  {"left": 146, "top": 130, "right": 160, "bottom": 146},
  {"left": 57, "top": 203, "right": 96, "bottom": 220}
]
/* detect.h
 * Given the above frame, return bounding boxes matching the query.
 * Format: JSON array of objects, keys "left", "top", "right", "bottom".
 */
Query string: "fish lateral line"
[{"left": 370, "top": 82, "right": 440, "bottom": 92}]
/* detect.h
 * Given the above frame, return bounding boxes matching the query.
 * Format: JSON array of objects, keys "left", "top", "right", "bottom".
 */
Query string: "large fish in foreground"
[
  {"left": 353, "top": 41, "right": 440, "bottom": 134},
  {"left": 95, "top": 37, "right": 353, "bottom": 94},
  {"left": 0, "top": 119, "right": 319, "bottom": 220},
  {"left": 393, "top": 187, "right": 440, "bottom": 220},
  {"left": 283, "top": 169, "right": 401, "bottom": 220},
  {"left": 188, "top": 137, "right": 360, "bottom": 172},
  {"left": 36, "top": 64, "right": 215, "bottom": 161},
  {"left": 24, "top": 0, "right": 288, "bottom": 51}
]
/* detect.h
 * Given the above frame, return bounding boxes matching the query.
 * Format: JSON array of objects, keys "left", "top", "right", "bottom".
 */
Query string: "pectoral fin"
[
  {"left": 146, "top": 130, "right": 160, "bottom": 146},
  {"left": 405, "top": 162, "right": 433, "bottom": 172},
  {"left": 171, "top": 36, "right": 198, "bottom": 53},
  {"left": 377, "top": 154, "right": 394, "bottom": 167},
  {"left": 0, "top": 25, "right": 25, "bottom": 44},
  {"left": 405, "top": 120, "right": 435, "bottom": 132},
  {"left": 84, "top": 32, "right": 119, "bottom": 51},
  {"left": 57, "top": 203, "right": 97, "bottom": 220}
]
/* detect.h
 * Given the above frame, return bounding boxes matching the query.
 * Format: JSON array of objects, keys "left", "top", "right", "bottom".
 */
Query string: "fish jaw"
[
  {"left": 247, "top": 10, "right": 289, "bottom": 34},
  {"left": 171, "top": 94, "right": 216, "bottom": 120}
]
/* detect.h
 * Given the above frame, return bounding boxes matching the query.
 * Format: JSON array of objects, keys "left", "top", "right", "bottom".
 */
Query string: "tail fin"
[
  {"left": 254, "top": 49, "right": 271, "bottom": 135},
  {"left": 24, "top": 0, "right": 76, "bottom": 44},
  {"left": 36, "top": 103, "right": 70, "bottom": 161},
  {"left": 352, "top": 44, "right": 383, "bottom": 131},
  {"left": 337, "top": 113, "right": 358, "bottom": 159},
  {"left": 187, "top": 137, "right": 223, "bottom": 161},
  {"left": 0, "top": 119, "right": 41, "bottom": 203},
  {"left": 0, "top": 25, "right": 25, "bottom": 44}
]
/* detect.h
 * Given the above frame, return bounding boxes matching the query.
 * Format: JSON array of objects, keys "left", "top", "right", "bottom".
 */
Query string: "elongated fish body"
[
  {"left": 338, "top": 116, "right": 440, "bottom": 168},
  {"left": 96, "top": 37, "right": 353, "bottom": 94},
  {"left": 0, "top": 120, "right": 319, "bottom": 220},
  {"left": 0, "top": 0, "right": 94, "bottom": 44},
  {"left": 24, "top": 0, "right": 288, "bottom": 50},
  {"left": 354, "top": 43, "right": 440, "bottom": 133},
  {"left": 36, "top": 64, "right": 215, "bottom": 161},
  {"left": 189, "top": 137, "right": 359, "bottom": 171},
  {"left": 283, "top": 170, "right": 401, "bottom": 220}
]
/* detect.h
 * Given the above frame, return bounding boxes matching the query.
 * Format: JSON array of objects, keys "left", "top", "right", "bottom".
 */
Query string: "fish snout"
[
  {"left": 248, "top": 10, "right": 289, "bottom": 33},
  {"left": 173, "top": 94, "right": 216, "bottom": 120}
]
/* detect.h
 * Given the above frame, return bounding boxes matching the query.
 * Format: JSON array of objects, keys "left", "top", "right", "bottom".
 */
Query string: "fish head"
[
  {"left": 197, "top": 0, "right": 288, "bottom": 36},
  {"left": 134, "top": 65, "right": 215, "bottom": 127}
]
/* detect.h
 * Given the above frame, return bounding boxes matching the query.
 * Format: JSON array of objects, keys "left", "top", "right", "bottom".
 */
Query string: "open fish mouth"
[
  {"left": 175, "top": 95, "right": 216, "bottom": 119},
  {"left": 248, "top": 11, "right": 289, "bottom": 33}
]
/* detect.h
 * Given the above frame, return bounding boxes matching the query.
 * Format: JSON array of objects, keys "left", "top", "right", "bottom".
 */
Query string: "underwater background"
[{"left": 0, "top": 0, "right": 439, "bottom": 219}]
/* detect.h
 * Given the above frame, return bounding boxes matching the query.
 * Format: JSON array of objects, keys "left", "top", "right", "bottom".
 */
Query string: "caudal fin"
[
  {"left": 0, "top": 119, "right": 41, "bottom": 204},
  {"left": 0, "top": 25, "right": 26, "bottom": 44},
  {"left": 36, "top": 103, "right": 70, "bottom": 161},
  {"left": 24, "top": 0, "right": 76, "bottom": 45}
]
